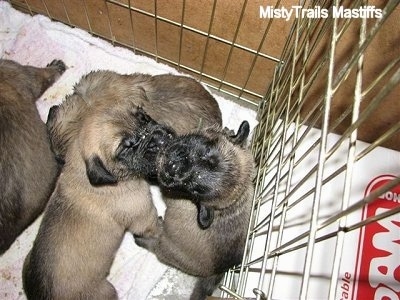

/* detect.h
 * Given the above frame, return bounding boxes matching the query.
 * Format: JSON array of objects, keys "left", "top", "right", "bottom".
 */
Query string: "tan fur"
[
  {"left": 0, "top": 59, "right": 65, "bottom": 254},
  {"left": 158, "top": 133, "right": 254, "bottom": 275}
]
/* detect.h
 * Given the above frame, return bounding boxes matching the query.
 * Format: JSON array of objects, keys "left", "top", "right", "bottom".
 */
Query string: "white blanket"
[{"left": 0, "top": 2, "right": 257, "bottom": 300}]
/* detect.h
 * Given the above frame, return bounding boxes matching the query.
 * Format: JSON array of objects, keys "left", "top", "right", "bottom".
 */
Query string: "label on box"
[{"left": 352, "top": 175, "right": 400, "bottom": 300}]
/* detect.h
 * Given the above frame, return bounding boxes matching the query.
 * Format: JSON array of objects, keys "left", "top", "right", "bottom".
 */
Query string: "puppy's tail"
[{"left": 190, "top": 273, "right": 224, "bottom": 300}]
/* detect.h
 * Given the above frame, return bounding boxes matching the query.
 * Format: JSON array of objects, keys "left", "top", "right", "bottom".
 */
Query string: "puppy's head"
[
  {"left": 48, "top": 89, "right": 175, "bottom": 186},
  {"left": 157, "top": 121, "right": 253, "bottom": 209},
  {"left": 80, "top": 104, "right": 175, "bottom": 186}
]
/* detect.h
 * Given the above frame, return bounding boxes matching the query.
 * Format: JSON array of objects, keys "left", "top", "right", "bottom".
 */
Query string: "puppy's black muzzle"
[{"left": 158, "top": 142, "right": 193, "bottom": 188}]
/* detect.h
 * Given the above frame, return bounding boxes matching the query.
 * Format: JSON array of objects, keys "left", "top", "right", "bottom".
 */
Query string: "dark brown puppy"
[
  {"left": 23, "top": 70, "right": 221, "bottom": 300},
  {"left": 0, "top": 59, "right": 65, "bottom": 254},
  {"left": 136, "top": 121, "right": 255, "bottom": 300}
]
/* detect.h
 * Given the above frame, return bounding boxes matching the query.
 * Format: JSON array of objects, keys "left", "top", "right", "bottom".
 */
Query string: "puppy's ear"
[
  {"left": 228, "top": 121, "right": 250, "bottom": 146},
  {"left": 197, "top": 203, "right": 214, "bottom": 230},
  {"left": 85, "top": 155, "right": 117, "bottom": 186},
  {"left": 135, "top": 106, "right": 152, "bottom": 123},
  {"left": 46, "top": 105, "right": 60, "bottom": 126}
]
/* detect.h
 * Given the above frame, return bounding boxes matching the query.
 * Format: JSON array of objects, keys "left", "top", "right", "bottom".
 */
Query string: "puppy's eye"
[
  {"left": 206, "top": 156, "right": 218, "bottom": 170},
  {"left": 191, "top": 184, "right": 209, "bottom": 195},
  {"left": 122, "top": 136, "right": 141, "bottom": 149},
  {"left": 135, "top": 108, "right": 152, "bottom": 123},
  {"left": 204, "top": 146, "right": 211, "bottom": 156},
  {"left": 116, "top": 136, "right": 143, "bottom": 161},
  {"left": 200, "top": 145, "right": 214, "bottom": 161},
  {"left": 200, "top": 147, "right": 218, "bottom": 170}
]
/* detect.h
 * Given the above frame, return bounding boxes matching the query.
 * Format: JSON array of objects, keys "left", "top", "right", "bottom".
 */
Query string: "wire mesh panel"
[
  {"left": 7, "top": 0, "right": 400, "bottom": 299},
  {"left": 220, "top": 1, "right": 400, "bottom": 299},
  {"left": 9, "top": 0, "right": 297, "bottom": 105}
]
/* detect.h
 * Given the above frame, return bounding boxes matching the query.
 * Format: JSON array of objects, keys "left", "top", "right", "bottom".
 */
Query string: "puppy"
[
  {"left": 23, "top": 98, "right": 173, "bottom": 300},
  {"left": 0, "top": 59, "right": 65, "bottom": 254},
  {"left": 136, "top": 121, "right": 255, "bottom": 300},
  {"left": 23, "top": 70, "right": 221, "bottom": 299}
]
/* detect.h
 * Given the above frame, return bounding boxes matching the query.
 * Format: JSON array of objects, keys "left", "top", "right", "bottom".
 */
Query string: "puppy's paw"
[
  {"left": 134, "top": 235, "right": 157, "bottom": 251},
  {"left": 222, "top": 127, "right": 236, "bottom": 139},
  {"left": 47, "top": 60, "right": 66, "bottom": 74}
]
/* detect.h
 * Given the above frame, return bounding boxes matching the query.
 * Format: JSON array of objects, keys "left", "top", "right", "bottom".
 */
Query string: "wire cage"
[
  {"left": 8, "top": 0, "right": 400, "bottom": 299},
  {"left": 220, "top": 1, "right": 400, "bottom": 300}
]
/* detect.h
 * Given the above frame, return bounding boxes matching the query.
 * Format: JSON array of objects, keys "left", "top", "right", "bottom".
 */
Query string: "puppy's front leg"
[
  {"left": 133, "top": 216, "right": 163, "bottom": 250},
  {"left": 134, "top": 235, "right": 157, "bottom": 251}
]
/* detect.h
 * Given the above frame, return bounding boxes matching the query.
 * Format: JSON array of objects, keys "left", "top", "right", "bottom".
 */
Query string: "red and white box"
[{"left": 347, "top": 175, "right": 400, "bottom": 300}]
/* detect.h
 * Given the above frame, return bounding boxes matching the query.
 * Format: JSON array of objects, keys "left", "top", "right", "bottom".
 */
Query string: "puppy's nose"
[
  {"left": 165, "top": 160, "right": 190, "bottom": 178},
  {"left": 166, "top": 145, "right": 190, "bottom": 178}
]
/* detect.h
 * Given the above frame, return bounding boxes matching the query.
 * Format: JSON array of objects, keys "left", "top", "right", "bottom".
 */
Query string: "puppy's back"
[
  {"left": 146, "top": 74, "right": 222, "bottom": 133},
  {"left": 71, "top": 71, "right": 222, "bottom": 134}
]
